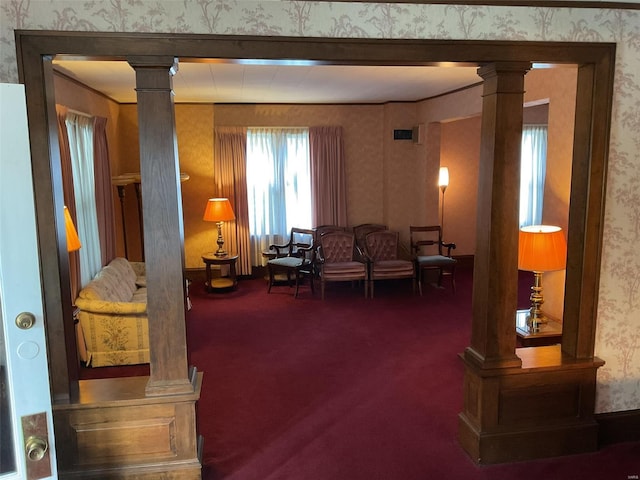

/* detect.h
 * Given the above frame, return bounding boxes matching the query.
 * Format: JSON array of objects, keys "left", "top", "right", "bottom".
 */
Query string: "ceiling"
[{"left": 53, "top": 60, "right": 483, "bottom": 104}]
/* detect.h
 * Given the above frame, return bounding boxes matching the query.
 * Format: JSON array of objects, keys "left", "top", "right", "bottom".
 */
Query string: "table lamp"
[
  {"left": 518, "top": 225, "right": 567, "bottom": 331},
  {"left": 203, "top": 198, "right": 235, "bottom": 257}
]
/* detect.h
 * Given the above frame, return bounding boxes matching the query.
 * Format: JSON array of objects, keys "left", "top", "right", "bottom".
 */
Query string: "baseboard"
[
  {"left": 597, "top": 409, "right": 640, "bottom": 446},
  {"left": 453, "top": 254, "right": 474, "bottom": 269}
]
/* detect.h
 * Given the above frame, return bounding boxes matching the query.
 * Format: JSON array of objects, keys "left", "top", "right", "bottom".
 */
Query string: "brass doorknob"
[
  {"left": 25, "top": 435, "right": 48, "bottom": 461},
  {"left": 15, "top": 312, "right": 36, "bottom": 330}
]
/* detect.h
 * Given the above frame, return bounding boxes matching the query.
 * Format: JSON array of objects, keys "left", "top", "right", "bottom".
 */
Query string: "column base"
[
  {"left": 54, "top": 373, "right": 203, "bottom": 479},
  {"left": 458, "top": 345, "right": 604, "bottom": 464}
]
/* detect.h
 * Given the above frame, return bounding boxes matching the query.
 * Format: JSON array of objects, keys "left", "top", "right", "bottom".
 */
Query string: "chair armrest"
[
  {"left": 75, "top": 298, "right": 147, "bottom": 315},
  {"left": 268, "top": 242, "right": 291, "bottom": 257},
  {"left": 441, "top": 241, "right": 457, "bottom": 256},
  {"left": 129, "top": 261, "right": 146, "bottom": 277},
  {"left": 353, "top": 245, "right": 368, "bottom": 263},
  {"left": 399, "top": 242, "right": 413, "bottom": 261}
]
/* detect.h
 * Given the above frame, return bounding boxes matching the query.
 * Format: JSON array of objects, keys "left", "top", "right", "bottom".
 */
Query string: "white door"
[{"left": 0, "top": 84, "right": 58, "bottom": 479}]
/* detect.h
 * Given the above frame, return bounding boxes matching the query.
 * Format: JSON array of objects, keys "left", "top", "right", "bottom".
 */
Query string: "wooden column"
[
  {"left": 464, "top": 62, "right": 530, "bottom": 370},
  {"left": 459, "top": 62, "right": 604, "bottom": 464},
  {"left": 128, "top": 57, "right": 193, "bottom": 396}
]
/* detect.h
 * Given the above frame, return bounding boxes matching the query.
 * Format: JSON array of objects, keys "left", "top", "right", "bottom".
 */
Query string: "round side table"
[{"left": 202, "top": 253, "right": 238, "bottom": 292}]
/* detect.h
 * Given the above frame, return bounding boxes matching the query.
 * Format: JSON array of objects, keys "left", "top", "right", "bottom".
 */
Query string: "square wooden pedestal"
[
  {"left": 53, "top": 373, "right": 203, "bottom": 479},
  {"left": 459, "top": 345, "right": 604, "bottom": 464}
]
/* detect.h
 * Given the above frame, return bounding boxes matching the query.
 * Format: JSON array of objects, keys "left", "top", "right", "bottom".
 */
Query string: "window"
[
  {"left": 246, "top": 127, "right": 312, "bottom": 261},
  {"left": 66, "top": 112, "right": 102, "bottom": 285},
  {"left": 519, "top": 125, "right": 547, "bottom": 227}
]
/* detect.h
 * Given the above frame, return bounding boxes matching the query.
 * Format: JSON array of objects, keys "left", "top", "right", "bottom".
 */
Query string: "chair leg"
[
  {"left": 418, "top": 269, "right": 423, "bottom": 296},
  {"left": 293, "top": 269, "right": 300, "bottom": 298},
  {"left": 321, "top": 278, "right": 325, "bottom": 300},
  {"left": 308, "top": 271, "right": 314, "bottom": 294},
  {"left": 370, "top": 279, "right": 374, "bottom": 298},
  {"left": 267, "top": 265, "right": 274, "bottom": 293},
  {"left": 451, "top": 267, "right": 456, "bottom": 294}
]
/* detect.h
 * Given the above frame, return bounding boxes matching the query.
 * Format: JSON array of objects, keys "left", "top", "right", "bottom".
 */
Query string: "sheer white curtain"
[
  {"left": 246, "top": 127, "right": 311, "bottom": 264},
  {"left": 519, "top": 125, "right": 548, "bottom": 227},
  {"left": 66, "top": 112, "right": 102, "bottom": 286}
]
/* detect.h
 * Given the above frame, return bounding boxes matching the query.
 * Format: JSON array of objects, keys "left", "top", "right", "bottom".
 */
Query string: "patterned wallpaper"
[{"left": 1, "top": 1, "right": 639, "bottom": 414}]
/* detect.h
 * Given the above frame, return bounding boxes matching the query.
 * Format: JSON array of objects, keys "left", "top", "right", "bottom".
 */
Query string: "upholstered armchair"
[
  {"left": 266, "top": 227, "right": 316, "bottom": 298},
  {"left": 317, "top": 231, "right": 368, "bottom": 299},
  {"left": 364, "top": 230, "right": 415, "bottom": 298},
  {"left": 353, "top": 223, "right": 388, "bottom": 254},
  {"left": 314, "top": 224, "right": 347, "bottom": 237},
  {"left": 410, "top": 225, "right": 457, "bottom": 295}
]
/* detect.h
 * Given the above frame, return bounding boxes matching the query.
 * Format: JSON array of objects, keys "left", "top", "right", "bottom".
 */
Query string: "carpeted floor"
[
  {"left": 78, "top": 268, "right": 639, "bottom": 478},
  {"left": 178, "top": 268, "right": 640, "bottom": 480}
]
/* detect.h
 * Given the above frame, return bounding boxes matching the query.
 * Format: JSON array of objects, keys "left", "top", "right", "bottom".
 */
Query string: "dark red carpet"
[
  {"left": 180, "top": 268, "right": 640, "bottom": 480},
  {"left": 79, "top": 268, "right": 639, "bottom": 478}
]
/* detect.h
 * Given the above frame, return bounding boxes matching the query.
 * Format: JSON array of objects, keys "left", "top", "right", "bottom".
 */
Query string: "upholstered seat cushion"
[
  {"left": 268, "top": 256, "right": 309, "bottom": 268},
  {"left": 323, "top": 261, "right": 366, "bottom": 275},
  {"left": 417, "top": 255, "right": 456, "bottom": 266},
  {"left": 371, "top": 259, "right": 414, "bottom": 278}
]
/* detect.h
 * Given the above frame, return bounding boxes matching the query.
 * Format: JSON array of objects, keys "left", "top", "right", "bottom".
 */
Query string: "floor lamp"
[
  {"left": 438, "top": 167, "right": 449, "bottom": 237},
  {"left": 133, "top": 180, "right": 144, "bottom": 261},
  {"left": 123, "top": 172, "right": 189, "bottom": 262},
  {"left": 112, "top": 174, "right": 137, "bottom": 258}
]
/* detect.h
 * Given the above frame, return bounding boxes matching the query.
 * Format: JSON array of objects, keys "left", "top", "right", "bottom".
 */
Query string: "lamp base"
[
  {"left": 526, "top": 271, "right": 547, "bottom": 332},
  {"left": 526, "top": 310, "right": 550, "bottom": 332},
  {"left": 215, "top": 222, "right": 227, "bottom": 257}
]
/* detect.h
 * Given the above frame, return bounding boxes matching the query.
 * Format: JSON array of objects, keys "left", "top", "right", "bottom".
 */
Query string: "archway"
[{"left": 16, "top": 32, "right": 614, "bottom": 473}]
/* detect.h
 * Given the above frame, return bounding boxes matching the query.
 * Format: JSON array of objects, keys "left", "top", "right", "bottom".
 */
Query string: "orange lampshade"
[
  {"left": 518, "top": 225, "right": 567, "bottom": 272},
  {"left": 203, "top": 198, "right": 235, "bottom": 223},
  {"left": 64, "top": 206, "right": 82, "bottom": 252}
]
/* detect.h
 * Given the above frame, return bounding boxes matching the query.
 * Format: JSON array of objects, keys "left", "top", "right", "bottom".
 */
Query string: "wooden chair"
[
  {"left": 317, "top": 231, "right": 368, "bottom": 299},
  {"left": 409, "top": 225, "right": 457, "bottom": 295},
  {"left": 364, "top": 230, "right": 415, "bottom": 298},
  {"left": 266, "top": 227, "right": 316, "bottom": 298}
]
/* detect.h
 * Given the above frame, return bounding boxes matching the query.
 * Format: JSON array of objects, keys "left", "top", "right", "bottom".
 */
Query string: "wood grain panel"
[
  {"left": 499, "top": 384, "right": 579, "bottom": 425},
  {"left": 74, "top": 417, "right": 176, "bottom": 462}
]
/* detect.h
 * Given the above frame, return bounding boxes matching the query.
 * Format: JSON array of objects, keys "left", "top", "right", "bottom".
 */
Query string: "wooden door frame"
[{"left": 15, "top": 31, "right": 614, "bottom": 399}]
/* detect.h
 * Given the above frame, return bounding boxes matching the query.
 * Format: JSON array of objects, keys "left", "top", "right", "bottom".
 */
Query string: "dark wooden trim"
[
  {"left": 18, "top": 32, "right": 614, "bottom": 66},
  {"left": 323, "top": 0, "right": 640, "bottom": 8},
  {"left": 15, "top": 38, "right": 79, "bottom": 403},
  {"left": 453, "top": 254, "right": 474, "bottom": 269},
  {"left": 563, "top": 50, "right": 615, "bottom": 360},
  {"left": 597, "top": 409, "right": 640, "bottom": 446},
  {"left": 14, "top": 31, "right": 616, "bottom": 466}
]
